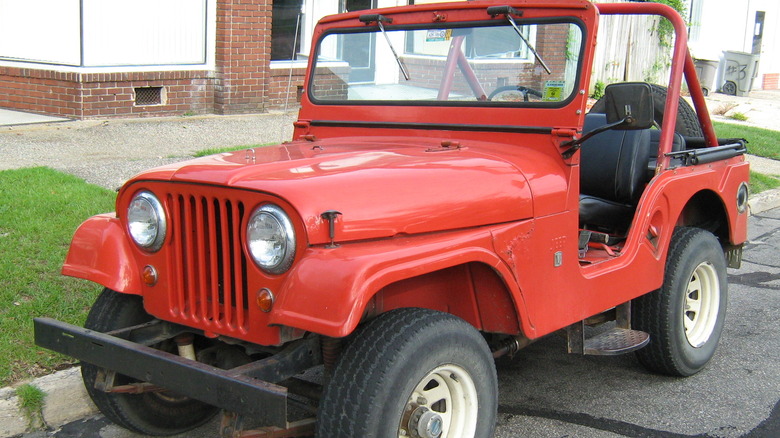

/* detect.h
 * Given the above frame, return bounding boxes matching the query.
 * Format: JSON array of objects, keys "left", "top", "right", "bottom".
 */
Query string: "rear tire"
[
  {"left": 591, "top": 83, "right": 704, "bottom": 137},
  {"left": 316, "top": 308, "right": 497, "bottom": 438},
  {"left": 633, "top": 228, "right": 728, "bottom": 376},
  {"left": 81, "top": 288, "right": 218, "bottom": 436}
]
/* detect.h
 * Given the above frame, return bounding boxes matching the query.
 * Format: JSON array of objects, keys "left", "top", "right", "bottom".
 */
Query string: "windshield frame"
[{"left": 307, "top": 16, "right": 587, "bottom": 109}]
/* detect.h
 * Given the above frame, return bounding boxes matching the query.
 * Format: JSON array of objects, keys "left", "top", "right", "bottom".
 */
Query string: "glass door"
[{"left": 341, "top": 0, "right": 377, "bottom": 83}]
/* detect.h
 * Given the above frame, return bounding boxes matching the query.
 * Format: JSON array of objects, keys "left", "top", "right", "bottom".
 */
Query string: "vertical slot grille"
[{"left": 169, "top": 192, "right": 248, "bottom": 332}]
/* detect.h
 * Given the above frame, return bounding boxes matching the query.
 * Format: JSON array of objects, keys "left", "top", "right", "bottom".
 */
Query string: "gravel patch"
[{"left": 0, "top": 112, "right": 296, "bottom": 190}]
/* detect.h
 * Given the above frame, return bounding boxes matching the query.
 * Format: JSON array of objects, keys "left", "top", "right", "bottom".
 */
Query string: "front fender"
[
  {"left": 270, "top": 226, "right": 523, "bottom": 338},
  {"left": 62, "top": 213, "right": 141, "bottom": 294}
]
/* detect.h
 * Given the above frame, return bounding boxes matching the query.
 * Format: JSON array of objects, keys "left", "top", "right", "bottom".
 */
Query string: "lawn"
[
  {"left": 0, "top": 168, "right": 116, "bottom": 386},
  {"left": 712, "top": 121, "right": 780, "bottom": 160},
  {"left": 193, "top": 143, "right": 274, "bottom": 157},
  {"left": 750, "top": 171, "right": 780, "bottom": 194},
  {"left": 713, "top": 121, "right": 780, "bottom": 193}
]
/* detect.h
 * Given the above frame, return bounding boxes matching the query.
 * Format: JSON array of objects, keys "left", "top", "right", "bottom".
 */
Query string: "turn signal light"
[
  {"left": 256, "top": 288, "right": 275, "bottom": 313},
  {"left": 142, "top": 265, "right": 158, "bottom": 286}
]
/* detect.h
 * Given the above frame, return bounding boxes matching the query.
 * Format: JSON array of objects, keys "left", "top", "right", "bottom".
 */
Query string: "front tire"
[
  {"left": 81, "top": 289, "right": 218, "bottom": 436},
  {"left": 633, "top": 228, "right": 728, "bottom": 376},
  {"left": 317, "top": 308, "right": 497, "bottom": 438}
]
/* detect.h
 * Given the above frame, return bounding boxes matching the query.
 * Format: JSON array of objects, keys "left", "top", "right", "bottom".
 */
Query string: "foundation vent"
[{"left": 135, "top": 87, "right": 163, "bottom": 106}]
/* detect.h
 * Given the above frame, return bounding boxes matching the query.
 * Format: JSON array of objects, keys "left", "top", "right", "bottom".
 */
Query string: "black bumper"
[{"left": 34, "top": 317, "right": 289, "bottom": 428}]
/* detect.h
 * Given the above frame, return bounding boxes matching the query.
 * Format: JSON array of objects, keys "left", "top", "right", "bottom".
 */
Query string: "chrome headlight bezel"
[
  {"left": 246, "top": 204, "right": 296, "bottom": 275},
  {"left": 127, "top": 191, "right": 167, "bottom": 252},
  {"left": 736, "top": 182, "right": 749, "bottom": 213}
]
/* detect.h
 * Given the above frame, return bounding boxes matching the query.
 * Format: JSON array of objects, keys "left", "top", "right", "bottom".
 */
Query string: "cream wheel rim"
[
  {"left": 683, "top": 261, "right": 720, "bottom": 347},
  {"left": 399, "top": 364, "right": 478, "bottom": 438}
]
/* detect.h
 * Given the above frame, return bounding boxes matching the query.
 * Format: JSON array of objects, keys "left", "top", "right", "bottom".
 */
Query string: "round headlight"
[
  {"left": 127, "top": 191, "right": 167, "bottom": 252},
  {"left": 247, "top": 204, "right": 296, "bottom": 274}
]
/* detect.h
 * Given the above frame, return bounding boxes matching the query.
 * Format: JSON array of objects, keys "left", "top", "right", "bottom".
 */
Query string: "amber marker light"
[
  {"left": 257, "top": 288, "right": 275, "bottom": 313},
  {"left": 142, "top": 265, "right": 158, "bottom": 286}
]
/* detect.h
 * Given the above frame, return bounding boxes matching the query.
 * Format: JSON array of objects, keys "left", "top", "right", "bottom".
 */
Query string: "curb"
[
  {"left": 1, "top": 189, "right": 778, "bottom": 438},
  {"left": 748, "top": 188, "right": 780, "bottom": 215},
  {"left": 0, "top": 367, "right": 97, "bottom": 437}
]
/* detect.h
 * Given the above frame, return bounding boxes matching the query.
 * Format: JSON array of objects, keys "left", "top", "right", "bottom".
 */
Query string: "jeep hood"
[{"left": 131, "top": 138, "right": 536, "bottom": 245}]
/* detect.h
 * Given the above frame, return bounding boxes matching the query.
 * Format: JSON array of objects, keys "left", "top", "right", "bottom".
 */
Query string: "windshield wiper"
[
  {"left": 487, "top": 6, "right": 551, "bottom": 75},
  {"left": 359, "top": 14, "right": 410, "bottom": 81}
]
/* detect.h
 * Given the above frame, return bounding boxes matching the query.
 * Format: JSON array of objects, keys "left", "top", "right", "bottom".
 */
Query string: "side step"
[
  {"left": 566, "top": 302, "right": 650, "bottom": 356},
  {"left": 583, "top": 328, "right": 649, "bottom": 355}
]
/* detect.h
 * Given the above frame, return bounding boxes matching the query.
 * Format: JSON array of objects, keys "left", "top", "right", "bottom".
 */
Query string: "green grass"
[
  {"left": 750, "top": 171, "right": 780, "bottom": 194},
  {"left": 729, "top": 112, "right": 748, "bottom": 122},
  {"left": 16, "top": 383, "right": 45, "bottom": 429},
  {"left": 713, "top": 121, "right": 780, "bottom": 159},
  {"left": 0, "top": 168, "right": 116, "bottom": 386},
  {"left": 193, "top": 143, "right": 274, "bottom": 158},
  {"left": 712, "top": 122, "right": 780, "bottom": 194}
]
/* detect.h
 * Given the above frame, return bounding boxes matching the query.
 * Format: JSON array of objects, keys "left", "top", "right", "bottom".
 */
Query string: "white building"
[{"left": 688, "top": 0, "right": 779, "bottom": 91}]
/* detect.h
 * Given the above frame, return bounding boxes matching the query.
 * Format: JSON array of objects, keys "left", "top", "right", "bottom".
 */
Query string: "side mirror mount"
[
  {"left": 561, "top": 82, "right": 655, "bottom": 159},
  {"left": 603, "top": 82, "right": 654, "bottom": 130}
]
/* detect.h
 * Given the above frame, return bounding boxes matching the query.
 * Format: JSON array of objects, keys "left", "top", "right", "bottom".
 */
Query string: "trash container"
[
  {"left": 693, "top": 58, "right": 718, "bottom": 96},
  {"left": 719, "top": 50, "right": 760, "bottom": 96}
]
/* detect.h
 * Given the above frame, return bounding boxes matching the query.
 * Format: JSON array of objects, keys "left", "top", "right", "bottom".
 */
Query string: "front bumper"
[{"left": 34, "top": 317, "right": 294, "bottom": 428}]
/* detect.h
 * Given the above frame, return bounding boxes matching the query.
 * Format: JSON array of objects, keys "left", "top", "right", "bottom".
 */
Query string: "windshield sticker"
[
  {"left": 543, "top": 81, "right": 565, "bottom": 102},
  {"left": 425, "top": 29, "right": 452, "bottom": 42}
]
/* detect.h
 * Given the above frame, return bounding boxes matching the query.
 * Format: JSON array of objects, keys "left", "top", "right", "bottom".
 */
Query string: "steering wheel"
[{"left": 488, "top": 85, "right": 543, "bottom": 102}]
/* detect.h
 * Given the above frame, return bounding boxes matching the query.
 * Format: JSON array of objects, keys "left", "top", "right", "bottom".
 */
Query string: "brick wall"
[
  {"left": 0, "top": 68, "right": 80, "bottom": 118},
  {"left": 267, "top": 65, "right": 307, "bottom": 110},
  {"left": 308, "top": 65, "right": 353, "bottom": 102},
  {"left": 0, "top": 0, "right": 276, "bottom": 119},
  {"left": 214, "top": 0, "right": 272, "bottom": 114},
  {"left": 763, "top": 73, "right": 779, "bottom": 91},
  {"left": 0, "top": 67, "right": 215, "bottom": 119},
  {"left": 399, "top": 24, "right": 570, "bottom": 100}
]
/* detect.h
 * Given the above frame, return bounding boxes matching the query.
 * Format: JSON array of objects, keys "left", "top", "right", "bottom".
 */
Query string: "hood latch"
[{"left": 321, "top": 210, "right": 342, "bottom": 248}]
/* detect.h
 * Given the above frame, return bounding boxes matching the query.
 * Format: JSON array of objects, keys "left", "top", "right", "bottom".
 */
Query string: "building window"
[
  {"left": 340, "top": 0, "right": 374, "bottom": 13},
  {"left": 272, "top": 0, "right": 305, "bottom": 61},
  {"left": 405, "top": 25, "right": 533, "bottom": 61}
]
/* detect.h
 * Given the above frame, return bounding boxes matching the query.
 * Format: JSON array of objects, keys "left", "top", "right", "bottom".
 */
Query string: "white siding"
[
  {"left": 689, "top": 0, "right": 779, "bottom": 88},
  {"left": 0, "top": 0, "right": 81, "bottom": 65},
  {"left": 82, "top": 0, "right": 207, "bottom": 66},
  {"left": 0, "top": 0, "right": 210, "bottom": 68}
]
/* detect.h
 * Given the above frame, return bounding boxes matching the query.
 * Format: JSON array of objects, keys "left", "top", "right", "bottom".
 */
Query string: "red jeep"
[{"left": 35, "top": 1, "right": 749, "bottom": 437}]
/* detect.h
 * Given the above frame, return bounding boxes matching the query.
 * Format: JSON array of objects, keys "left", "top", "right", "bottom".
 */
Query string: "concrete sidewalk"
[
  {"left": 706, "top": 89, "right": 780, "bottom": 132},
  {"left": 0, "top": 109, "right": 69, "bottom": 127}
]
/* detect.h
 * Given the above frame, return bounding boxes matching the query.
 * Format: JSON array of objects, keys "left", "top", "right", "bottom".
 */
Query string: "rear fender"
[
  {"left": 630, "top": 159, "right": 749, "bottom": 262},
  {"left": 62, "top": 214, "right": 141, "bottom": 294},
  {"left": 669, "top": 160, "right": 749, "bottom": 245}
]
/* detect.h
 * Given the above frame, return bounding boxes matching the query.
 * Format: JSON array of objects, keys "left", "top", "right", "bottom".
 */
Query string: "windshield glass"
[{"left": 310, "top": 20, "right": 583, "bottom": 105}]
